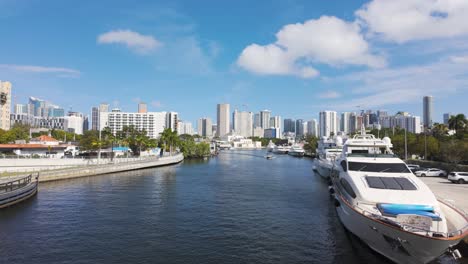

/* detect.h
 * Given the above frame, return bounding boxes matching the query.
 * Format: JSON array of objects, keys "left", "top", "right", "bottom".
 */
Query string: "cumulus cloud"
[
  {"left": 318, "top": 90, "right": 341, "bottom": 99},
  {"left": 356, "top": 0, "right": 468, "bottom": 43},
  {"left": 237, "top": 16, "right": 385, "bottom": 78},
  {"left": 97, "top": 30, "right": 162, "bottom": 54},
  {"left": 0, "top": 64, "right": 80, "bottom": 77}
]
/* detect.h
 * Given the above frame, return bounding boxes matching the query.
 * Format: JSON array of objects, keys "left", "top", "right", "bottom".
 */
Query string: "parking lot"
[{"left": 419, "top": 176, "right": 468, "bottom": 213}]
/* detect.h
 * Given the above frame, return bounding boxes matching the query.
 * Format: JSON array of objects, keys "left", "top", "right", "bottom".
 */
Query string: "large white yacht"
[
  {"left": 330, "top": 132, "right": 467, "bottom": 263},
  {"left": 313, "top": 136, "right": 343, "bottom": 179},
  {"left": 273, "top": 145, "right": 289, "bottom": 154},
  {"left": 288, "top": 144, "right": 305, "bottom": 157}
]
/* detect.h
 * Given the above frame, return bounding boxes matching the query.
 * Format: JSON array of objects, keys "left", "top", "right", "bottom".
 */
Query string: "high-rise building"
[
  {"left": 253, "top": 113, "right": 260, "bottom": 128},
  {"left": 423, "top": 96, "right": 433, "bottom": 128},
  {"left": 91, "top": 107, "right": 99, "bottom": 130},
  {"left": 443, "top": 113, "right": 452, "bottom": 126},
  {"left": 319, "top": 111, "right": 337, "bottom": 137},
  {"left": 270, "top": 116, "right": 282, "bottom": 133},
  {"left": 307, "top": 119, "right": 318, "bottom": 137},
  {"left": 260, "top": 110, "right": 271, "bottom": 129},
  {"left": 138, "top": 102, "right": 147, "bottom": 113},
  {"left": 177, "top": 121, "right": 193, "bottom": 135},
  {"left": 100, "top": 111, "right": 167, "bottom": 138},
  {"left": 197, "top": 118, "right": 213, "bottom": 138},
  {"left": 14, "top": 104, "right": 28, "bottom": 115},
  {"left": 340, "top": 112, "right": 351, "bottom": 134},
  {"left": 217, "top": 104, "right": 230, "bottom": 137},
  {"left": 166, "top": 112, "right": 179, "bottom": 133},
  {"left": 65, "top": 113, "right": 84, "bottom": 135},
  {"left": 29, "top": 96, "right": 45, "bottom": 117},
  {"left": 264, "top": 128, "right": 281, "bottom": 139},
  {"left": 0, "top": 81, "right": 12, "bottom": 130},
  {"left": 83, "top": 116, "right": 89, "bottom": 132},
  {"left": 295, "top": 119, "right": 304, "bottom": 137},
  {"left": 379, "top": 114, "right": 422, "bottom": 134},
  {"left": 283, "top": 118, "right": 295, "bottom": 133},
  {"left": 233, "top": 110, "right": 253, "bottom": 138}
]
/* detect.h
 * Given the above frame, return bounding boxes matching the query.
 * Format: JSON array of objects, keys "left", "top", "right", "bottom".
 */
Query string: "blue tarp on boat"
[{"left": 378, "top": 203, "right": 442, "bottom": 221}]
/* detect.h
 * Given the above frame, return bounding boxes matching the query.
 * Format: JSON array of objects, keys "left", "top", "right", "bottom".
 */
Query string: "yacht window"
[
  {"left": 340, "top": 178, "right": 356, "bottom": 198},
  {"left": 348, "top": 162, "right": 410, "bottom": 173},
  {"left": 365, "top": 176, "right": 417, "bottom": 190},
  {"left": 340, "top": 161, "right": 347, "bottom": 172}
]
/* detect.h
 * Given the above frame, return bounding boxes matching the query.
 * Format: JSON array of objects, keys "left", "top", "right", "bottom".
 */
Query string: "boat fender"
[{"left": 449, "top": 248, "right": 462, "bottom": 260}]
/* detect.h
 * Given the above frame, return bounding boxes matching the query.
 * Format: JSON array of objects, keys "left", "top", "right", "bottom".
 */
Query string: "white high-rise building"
[
  {"left": 340, "top": 112, "right": 352, "bottom": 134},
  {"left": 217, "top": 104, "right": 230, "bottom": 137},
  {"left": 270, "top": 116, "right": 282, "bottom": 134},
  {"left": 100, "top": 110, "right": 167, "bottom": 139},
  {"left": 198, "top": 118, "right": 213, "bottom": 138},
  {"left": 177, "top": 121, "right": 193, "bottom": 135},
  {"left": 233, "top": 110, "right": 253, "bottom": 138},
  {"left": 0, "top": 81, "right": 12, "bottom": 130},
  {"left": 319, "top": 111, "right": 338, "bottom": 137},
  {"left": 253, "top": 113, "right": 261, "bottom": 128},
  {"left": 260, "top": 110, "right": 271, "bottom": 129},
  {"left": 307, "top": 119, "right": 318, "bottom": 137},
  {"left": 65, "top": 115, "right": 84, "bottom": 135},
  {"left": 423, "top": 96, "right": 433, "bottom": 128}
]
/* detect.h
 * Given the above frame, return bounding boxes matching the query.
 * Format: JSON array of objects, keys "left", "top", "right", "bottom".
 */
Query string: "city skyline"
[{"left": 1, "top": 0, "right": 468, "bottom": 124}]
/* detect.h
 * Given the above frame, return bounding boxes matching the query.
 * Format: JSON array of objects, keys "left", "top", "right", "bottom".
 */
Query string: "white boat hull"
[
  {"left": 335, "top": 194, "right": 466, "bottom": 264},
  {"left": 288, "top": 151, "right": 305, "bottom": 157},
  {"left": 313, "top": 159, "right": 334, "bottom": 179}
]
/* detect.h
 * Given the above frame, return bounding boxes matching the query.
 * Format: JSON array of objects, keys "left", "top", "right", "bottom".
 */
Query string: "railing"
[{"left": 0, "top": 173, "right": 38, "bottom": 194}]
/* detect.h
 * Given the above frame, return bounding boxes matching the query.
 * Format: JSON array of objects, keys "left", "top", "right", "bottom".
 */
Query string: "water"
[{"left": 0, "top": 150, "right": 449, "bottom": 263}]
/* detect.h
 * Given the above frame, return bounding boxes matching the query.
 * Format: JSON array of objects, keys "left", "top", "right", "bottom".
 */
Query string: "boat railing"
[
  {"left": 0, "top": 172, "right": 39, "bottom": 194},
  {"left": 355, "top": 199, "right": 468, "bottom": 238}
]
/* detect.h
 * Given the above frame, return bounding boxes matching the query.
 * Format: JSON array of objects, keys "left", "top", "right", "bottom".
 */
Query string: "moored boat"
[
  {"left": 267, "top": 141, "right": 276, "bottom": 152},
  {"left": 273, "top": 145, "right": 289, "bottom": 154},
  {"left": 288, "top": 144, "right": 305, "bottom": 157},
  {"left": 330, "top": 132, "right": 467, "bottom": 263},
  {"left": 0, "top": 173, "right": 39, "bottom": 208},
  {"left": 313, "top": 136, "right": 343, "bottom": 179}
]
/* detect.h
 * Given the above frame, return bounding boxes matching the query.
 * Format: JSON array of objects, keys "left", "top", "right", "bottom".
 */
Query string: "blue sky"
[{"left": 1, "top": 0, "right": 468, "bottom": 125}]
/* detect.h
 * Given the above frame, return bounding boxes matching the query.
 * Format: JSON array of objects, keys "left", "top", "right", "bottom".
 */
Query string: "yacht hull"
[
  {"left": 335, "top": 194, "right": 466, "bottom": 264},
  {"left": 313, "top": 159, "right": 333, "bottom": 179},
  {"left": 0, "top": 180, "right": 38, "bottom": 208},
  {"left": 288, "top": 151, "right": 304, "bottom": 157}
]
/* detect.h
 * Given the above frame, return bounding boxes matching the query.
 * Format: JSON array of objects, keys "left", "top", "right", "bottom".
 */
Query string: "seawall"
[{"left": 36, "top": 153, "right": 184, "bottom": 182}]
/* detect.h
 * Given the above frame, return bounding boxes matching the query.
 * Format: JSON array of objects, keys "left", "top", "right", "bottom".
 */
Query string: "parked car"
[
  {"left": 407, "top": 164, "right": 421, "bottom": 174},
  {"left": 414, "top": 168, "right": 447, "bottom": 177},
  {"left": 448, "top": 172, "right": 468, "bottom": 184}
]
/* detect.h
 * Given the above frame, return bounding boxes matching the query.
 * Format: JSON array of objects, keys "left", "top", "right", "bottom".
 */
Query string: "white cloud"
[
  {"left": 356, "top": 0, "right": 468, "bottom": 43},
  {"left": 318, "top": 90, "right": 341, "bottom": 99},
  {"left": 450, "top": 54, "right": 468, "bottom": 64},
  {"left": 97, "top": 30, "right": 162, "bottom": 54},
  {"left": 0, "top": 64, "right": 80, "bottom": 77},
  {"left": 237, "top": 16, "right": 385, "bottom": 78},
  {"left": 326, "top": 57, "right": 468, "bottom": 110}
]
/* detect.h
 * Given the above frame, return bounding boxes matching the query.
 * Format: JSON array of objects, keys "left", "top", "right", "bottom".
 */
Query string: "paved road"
[{"left": 419, "top": 176, "right": 468, "bottom": 213}]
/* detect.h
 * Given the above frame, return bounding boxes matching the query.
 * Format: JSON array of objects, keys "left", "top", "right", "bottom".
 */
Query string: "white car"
[
  {"left": 414, "top": 168, "right": 447, "bottom": 177},
  {"left": 448, "top": 172, "right": 468, "bottom": 184}
]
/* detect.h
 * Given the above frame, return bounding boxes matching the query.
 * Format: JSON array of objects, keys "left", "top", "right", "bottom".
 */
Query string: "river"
[{"left": 0, "top": 150, "right": 453, "bottom": 263}]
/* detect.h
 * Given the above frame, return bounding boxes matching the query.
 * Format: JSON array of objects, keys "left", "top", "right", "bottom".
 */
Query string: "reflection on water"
[{"left": 0, "top": 150, "right": 456, "bottom": 263}]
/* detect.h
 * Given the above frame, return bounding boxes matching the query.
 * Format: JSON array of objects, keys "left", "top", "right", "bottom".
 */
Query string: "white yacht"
[
  {"left": 330, "top": 132, "right": 467, "bottom": 264},
  {"left": 313, "top": 136, "right": 343, "bottom": 179},
  {"left": 288, "top": 144, "right": 305, "bottom": 157},
  {"left": 266, "top": 141, "right": 276, "bottom": 152},
  {"left": 273, "top": 145, "right": 289, "bottom": 154}
]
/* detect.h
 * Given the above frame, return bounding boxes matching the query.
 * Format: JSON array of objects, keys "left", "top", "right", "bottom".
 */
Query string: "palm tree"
[
  {"left": 160, "top": 128, "right": 179, "bottom": 155},
  {"left": 431, "top": 123, "right": 449, "bottom": 138},
  {"left": 448, "top": 114, "right": 467, "bottom": 132}
]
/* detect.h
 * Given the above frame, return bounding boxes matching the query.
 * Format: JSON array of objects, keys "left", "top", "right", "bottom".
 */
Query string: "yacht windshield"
[{"left": 348, "top": 162, "right": 410, "bottom": 173}]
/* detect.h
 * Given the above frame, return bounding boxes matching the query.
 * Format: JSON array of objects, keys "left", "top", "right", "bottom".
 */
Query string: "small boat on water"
[
  {"left": 313, "top": 136, "right": 343, "bottom": 179},
  {"left": 0, "top": 173, "right": 39, "bottom": 208},
  {"left": 330, "top": 132, "right": 467, "bottom": 264},
  {"left": 288, "top": 144, "right": 305, "bottom": 157},
  {"left": 265, "top": 154, "right": 274, "bottom": 160}
]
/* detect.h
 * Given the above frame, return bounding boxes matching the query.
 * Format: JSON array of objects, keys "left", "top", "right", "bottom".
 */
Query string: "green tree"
[
  {"left": 448, "top": 114, "right": 467, "bottom": 138},
  {"left": 160, "top": 128, "right": 179, "bottom": 154}
]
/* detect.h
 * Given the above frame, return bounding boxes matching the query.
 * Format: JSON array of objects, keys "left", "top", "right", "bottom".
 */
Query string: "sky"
[{"left": 1, "top": 0, "right": 468, "bottom": 125}]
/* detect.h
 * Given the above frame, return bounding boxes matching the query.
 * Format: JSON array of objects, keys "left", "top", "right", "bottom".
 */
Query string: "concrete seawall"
[{"left": 37, "top": 153, "right": 184, "bottom": 182}]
